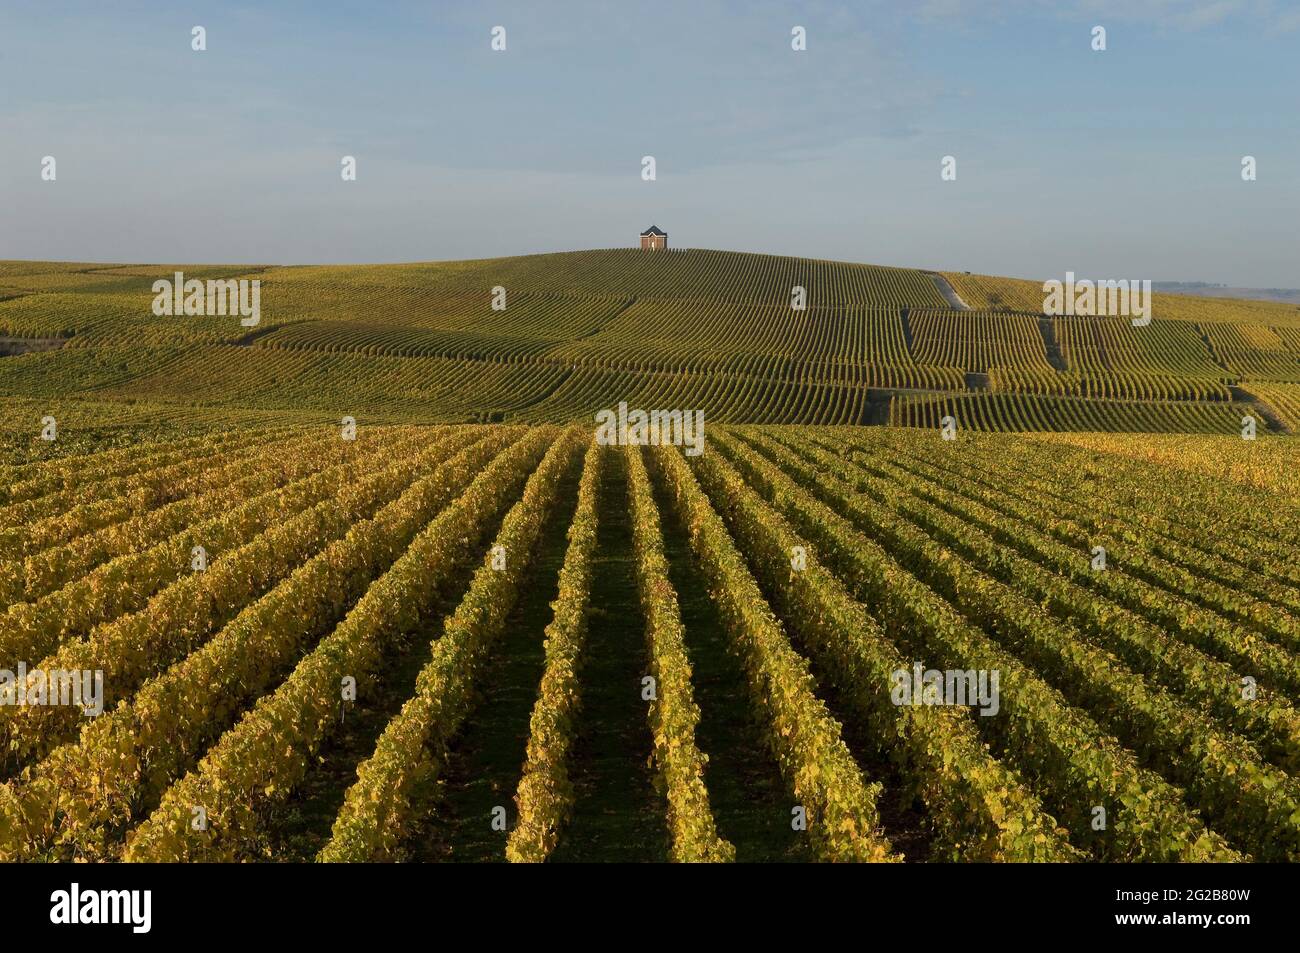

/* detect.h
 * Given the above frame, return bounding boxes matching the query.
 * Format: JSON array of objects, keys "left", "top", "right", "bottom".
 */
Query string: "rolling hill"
[{"left": 3, "top": 249, "right": 1300, "bottom": 438}]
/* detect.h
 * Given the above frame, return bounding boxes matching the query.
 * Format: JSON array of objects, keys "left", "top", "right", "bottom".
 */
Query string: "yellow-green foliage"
[
  {"left": 0, "top": 423, "right": 1296, "bottom": 862},
  {"left": 5, "top": 253, "right": 1296, "bottom": 432}
]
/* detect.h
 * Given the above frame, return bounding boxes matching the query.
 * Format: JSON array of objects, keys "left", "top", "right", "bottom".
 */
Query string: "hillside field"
[
  {"left": 1, "top": 250, "right": 1298, "bottom": 863},
  {"left": 4, "top": 250, "right": 1300, "bottom": 434}
]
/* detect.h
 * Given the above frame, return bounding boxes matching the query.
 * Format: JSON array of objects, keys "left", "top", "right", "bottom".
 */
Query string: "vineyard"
[
  {"left": 4, "top": 251, "right": 1300, "bottom": 433},
  {"left": 0, "top": 249, "right": 1297, "bottom": 863},
  {"left": 0, "top": 422, "right": 1296, "bottom": 862}
]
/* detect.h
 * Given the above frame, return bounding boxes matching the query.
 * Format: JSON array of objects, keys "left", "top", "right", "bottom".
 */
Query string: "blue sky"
[{"left": 2, "top": 0, "right": 1297, "bottom": 285}]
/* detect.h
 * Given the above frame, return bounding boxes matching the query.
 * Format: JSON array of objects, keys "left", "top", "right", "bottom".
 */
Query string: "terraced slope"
[{"left": 2, "top": 252, "right": 1298, "bottom": 432}]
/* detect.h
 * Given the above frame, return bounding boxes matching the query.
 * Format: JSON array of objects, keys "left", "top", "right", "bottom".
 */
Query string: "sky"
[{"left": 1, "top": 0, "right": 1297, "bottom": 285}]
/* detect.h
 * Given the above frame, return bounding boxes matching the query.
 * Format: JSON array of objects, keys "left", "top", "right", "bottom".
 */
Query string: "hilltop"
[{"left": 2, "top": 249, "right": 1300, "bottom": 436}]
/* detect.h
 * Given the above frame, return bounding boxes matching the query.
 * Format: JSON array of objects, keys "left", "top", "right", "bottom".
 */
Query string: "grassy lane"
[
  {"left": 649, "top": 463, "right": 810, "bottom": 862},
  {"left": 260, "top": 438, "right": 538, "bottom": 861},
  {"left": 262, "top": 557, "right": 490, "bottom": 862},
  {"left": 550, "top": 450, "right": 667, "bottom": 862},
  {"left": 412, "top": 461, "right": 582, "bottom": 861}
]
